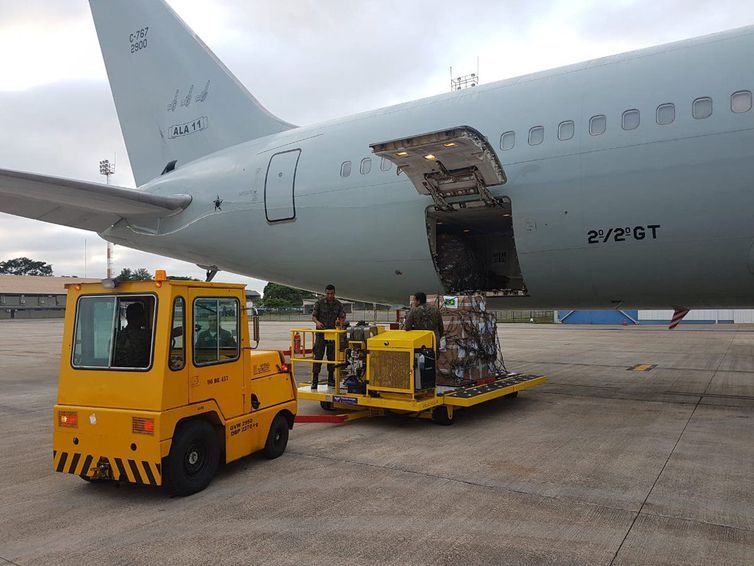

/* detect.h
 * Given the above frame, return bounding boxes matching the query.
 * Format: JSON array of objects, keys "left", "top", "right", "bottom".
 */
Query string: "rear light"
[
  {"left": 132, "top": 417, "right": 155, "bottom": 435},
  {"left": 278, "top": 362, "right": 290, "bottom": 373},
  {"left": 58, "top": 411, "right": 78, "bottom": 428}
]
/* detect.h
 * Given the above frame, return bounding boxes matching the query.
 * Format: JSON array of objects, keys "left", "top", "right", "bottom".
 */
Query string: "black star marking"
[{"left": 213, "top": 195, "right": 223, "bottom": 211}]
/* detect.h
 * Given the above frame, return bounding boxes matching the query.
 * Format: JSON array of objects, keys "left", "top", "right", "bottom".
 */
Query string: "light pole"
[{"left": 99, "top": 159, "right": 115, "bottom": 279}]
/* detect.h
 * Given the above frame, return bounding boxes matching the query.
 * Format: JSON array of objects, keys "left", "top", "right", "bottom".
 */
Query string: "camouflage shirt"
[
  {"left": 404, "top": 303, "right": 444, "bottom": 346},
  {"left": 113, "top": 325, "right": 150, "bottom": 368},
  {"left": 312, "top": 297, "right": 345, "bottom": 329}
]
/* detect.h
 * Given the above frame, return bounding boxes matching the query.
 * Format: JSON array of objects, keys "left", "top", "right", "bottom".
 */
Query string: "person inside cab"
[
  {"left": 196, "top": 312, "right": 237, "bottom": 349},
  {"left": 113, "top": 302, "right": 151, "bottom": 368}
]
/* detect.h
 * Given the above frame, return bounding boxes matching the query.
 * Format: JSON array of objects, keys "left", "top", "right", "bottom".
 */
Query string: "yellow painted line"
[{"left": 628, "top": 364, "right": 657, "bottom": 372}]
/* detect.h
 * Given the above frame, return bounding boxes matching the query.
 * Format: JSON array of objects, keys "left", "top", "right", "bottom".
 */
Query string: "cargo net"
[{"left": 437, "top": 301, "right": 508, "bottom": 387}]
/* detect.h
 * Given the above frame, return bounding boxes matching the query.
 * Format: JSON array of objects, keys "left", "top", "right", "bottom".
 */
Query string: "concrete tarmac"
[{"left": 0, "top": 320, "right": 752, "bottom": 565}]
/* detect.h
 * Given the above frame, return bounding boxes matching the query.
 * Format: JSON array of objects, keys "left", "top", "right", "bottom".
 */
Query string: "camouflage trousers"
[{"left": 312, "top": 334, "right": 335, "bottom": 384}]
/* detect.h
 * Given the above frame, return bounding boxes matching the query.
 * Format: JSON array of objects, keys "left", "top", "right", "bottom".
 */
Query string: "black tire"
[
  {"left": 320, "top": 401, "right": 335, "bottom": 411},
  {"left": 163, "top": 419, "right": 220, "bottom": 496},
  {"left": 263, "top": 414, "right": 289, "bottom": 459},
  {"left": 431, "top": 405, "right": 455, "bottom": 426},
  {"left": 504, "top": 391, "right": 519, "bottom": 399}
]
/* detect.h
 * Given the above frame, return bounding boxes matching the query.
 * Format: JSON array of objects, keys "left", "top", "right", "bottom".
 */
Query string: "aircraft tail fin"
[{"left": 89, "top": 0, "right": 294, "bottom": 186}]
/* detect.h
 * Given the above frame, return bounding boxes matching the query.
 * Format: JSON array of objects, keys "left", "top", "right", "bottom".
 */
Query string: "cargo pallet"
[{"left": 289, "top": 328, "right": 546, "bottom": 425}]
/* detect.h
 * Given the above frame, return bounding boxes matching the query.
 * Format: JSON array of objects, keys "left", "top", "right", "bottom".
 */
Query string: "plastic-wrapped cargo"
[
  {"left": 426, "top": 294, "right": 504, "bottom": 387},
  {"left": 435, "top": 233, "right": 485, "bottom": 292}
]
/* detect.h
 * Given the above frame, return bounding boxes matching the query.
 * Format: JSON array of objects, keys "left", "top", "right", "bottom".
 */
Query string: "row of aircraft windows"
[
  {"left": 502, "top": 90, "right": 753, "bottom": 149},
  {"left": 340, "top": 156, "right": 392, "bottom": 178},
  {"left": 340, "top": 89, "right": 752, "bottom": 176}
]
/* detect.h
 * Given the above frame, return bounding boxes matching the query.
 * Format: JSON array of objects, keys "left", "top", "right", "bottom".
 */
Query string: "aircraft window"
[
  {"left": 360, "top": 158, "right": 372, "bottom": 175},
  {"left": 656, "top": 103, "right": 675, "bottom": 125},
  {"left": 500, "top": 131, "right": 515, "bottom": 151},
  {"left": 558, "top": 121, "right": 575, "bottom": 141},
  {"left": 528, "top": 126, "right": 544, "bottom": 146},
  {"left": 622, "top": 109, "right": 640, "bottom": 130},
  {"left": 692, "top": 97, "right": 712, "bottom": 119},
  {"left": 731, "top": 90, "right": 752, "bottom": 113},
  {"left": 589, "top": 115, "right": 606, "bottom": 136},
  {"left": 340, "top": 161, "right": 352, "bottom": 177},
  {"left": 379, "top": 157, "right": 392, "bottom": 172}
]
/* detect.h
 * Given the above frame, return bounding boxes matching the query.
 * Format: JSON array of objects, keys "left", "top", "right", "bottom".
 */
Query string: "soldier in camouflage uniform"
[
  {"left": 403, "top": 291, "right": 444, "bottom": 348},
  {"left": 113, "top": 302, "right": 151, "bottom": 368},
  {"left": 311, "top": 284, "right": 346, "bottom": 389}
]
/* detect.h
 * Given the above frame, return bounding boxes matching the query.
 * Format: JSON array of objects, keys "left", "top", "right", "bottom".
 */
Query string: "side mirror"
[{"left": 251, "top": 314, "right": 260, "bottom": 349}]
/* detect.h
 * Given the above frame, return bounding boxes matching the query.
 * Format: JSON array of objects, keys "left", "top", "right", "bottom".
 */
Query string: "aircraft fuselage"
[{"left": 106, "top": 27, "right": 754, "bottom": 308}]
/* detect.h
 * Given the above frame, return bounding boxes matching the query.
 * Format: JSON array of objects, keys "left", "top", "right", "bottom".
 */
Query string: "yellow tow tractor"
[
  {"left": 53, "top": 271, "right": 297, "bottom": 496},
  {"left": 291, "top": 326, "right": 546, "bottom": 425}
]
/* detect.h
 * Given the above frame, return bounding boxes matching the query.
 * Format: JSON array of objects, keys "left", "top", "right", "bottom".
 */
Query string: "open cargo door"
[
  {"left": 370, "top": 126, "right": 505, "bottom": 211},
  {"left": 371, "top": 126, "right": 528, "bottom": 297}
]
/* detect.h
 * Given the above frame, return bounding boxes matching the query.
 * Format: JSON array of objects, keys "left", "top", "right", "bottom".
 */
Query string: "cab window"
[
  {"left": 72, "top": 295, "right": 156, "bottom": 370},
  {"left": 169, "top": 297, "right": 185, "bottom": 370},
  {"left": 193, "top": 298, "right": 240, "bottom": 366}
]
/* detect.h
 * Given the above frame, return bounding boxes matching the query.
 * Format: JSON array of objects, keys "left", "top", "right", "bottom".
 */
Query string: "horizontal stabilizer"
[{"left": 0, "top": 168, "right": 191, "bottom": 232}]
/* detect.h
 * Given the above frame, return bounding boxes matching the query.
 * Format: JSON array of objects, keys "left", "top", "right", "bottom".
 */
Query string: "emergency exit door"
[{"left": 264, "top": 149, "right": 300, "bottom": 222}]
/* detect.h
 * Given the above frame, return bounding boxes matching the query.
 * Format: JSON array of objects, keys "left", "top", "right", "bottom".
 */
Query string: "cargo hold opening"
[
  {"left": 370, "top": 125, "right": 527, "bottom": 296},
  {"left": 427, "top": 202, "right": 527, "bottom": 296}
]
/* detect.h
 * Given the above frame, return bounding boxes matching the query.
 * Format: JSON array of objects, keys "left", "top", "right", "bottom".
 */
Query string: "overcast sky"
[{"left": 1, "top": 0, "right": 753, "bottom": 293}]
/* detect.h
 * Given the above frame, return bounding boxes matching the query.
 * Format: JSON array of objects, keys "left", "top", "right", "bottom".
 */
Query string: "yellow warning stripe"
[{"left": 53, "top": 450, "right": 161, "bottom": 485}]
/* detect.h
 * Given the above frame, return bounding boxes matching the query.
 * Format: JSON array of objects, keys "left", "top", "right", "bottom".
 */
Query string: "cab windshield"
[{"left": 72, "top": 295, "right": 156, "bottom": 370}]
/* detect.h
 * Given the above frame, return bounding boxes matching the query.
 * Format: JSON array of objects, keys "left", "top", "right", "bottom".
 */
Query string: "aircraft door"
[{"left": 264, "top": 149, "right": 300, "bottom": 222}]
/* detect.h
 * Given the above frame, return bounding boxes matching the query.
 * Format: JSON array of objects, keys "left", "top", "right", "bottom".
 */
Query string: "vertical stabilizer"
[{"left": 90, "top": 0, "right": 294, "bottom": 186}]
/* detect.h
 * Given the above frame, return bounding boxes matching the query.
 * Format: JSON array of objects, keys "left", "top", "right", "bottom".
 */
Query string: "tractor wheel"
[{"left": 163, "top": 419, "right": 219, "bottom": 496}]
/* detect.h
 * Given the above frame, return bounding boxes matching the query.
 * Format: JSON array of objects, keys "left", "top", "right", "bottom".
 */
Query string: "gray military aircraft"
[{"left": 1, "top": 0, "right": 753, "bottom": 308}]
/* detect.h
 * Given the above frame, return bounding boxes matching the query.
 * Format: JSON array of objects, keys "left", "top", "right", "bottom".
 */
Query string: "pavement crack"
[
  {"left": 702, "top": 333, "right": 737, "bottom": 396},
  {"left": 0, "top": 555, "right": 22, "bottom": 566},
  {"left": 641, "top": 509, "right": 754, "bottom": 535},
  {"left": 608, "top": 394, "right": 704, "bottom": 565}
]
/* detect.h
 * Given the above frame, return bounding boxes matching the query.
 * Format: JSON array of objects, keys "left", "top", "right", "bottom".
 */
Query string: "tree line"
[{"left": 0, "top": 256, "right": 388, "bottom": 310}]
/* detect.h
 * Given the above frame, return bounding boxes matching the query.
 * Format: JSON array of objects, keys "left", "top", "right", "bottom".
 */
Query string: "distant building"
[
  {"left": 557, "top": 309, "right": 754, "bottom": 325},
  {"left": 0, "top": 275, "right": 99, "bottom": 319}
]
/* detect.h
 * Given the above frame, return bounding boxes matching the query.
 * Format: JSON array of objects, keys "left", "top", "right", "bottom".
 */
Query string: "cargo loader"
[{"left": 291, "top": 326, "right": 545, "bottom": 425}]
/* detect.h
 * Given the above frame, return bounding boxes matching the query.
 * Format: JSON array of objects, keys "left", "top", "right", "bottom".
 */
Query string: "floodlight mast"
[{"left": 98, "top": 159, "right": 115, "bottom": 279}]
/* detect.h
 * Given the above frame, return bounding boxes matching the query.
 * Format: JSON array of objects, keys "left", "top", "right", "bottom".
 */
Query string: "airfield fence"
[{"left": 257, "top": 309, "right": 555, "bottom": 324}]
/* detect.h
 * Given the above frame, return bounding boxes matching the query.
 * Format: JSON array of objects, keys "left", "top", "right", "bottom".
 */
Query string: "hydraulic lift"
[{"left": 290, "top": 327, "right": 546, "bottom": 425}]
